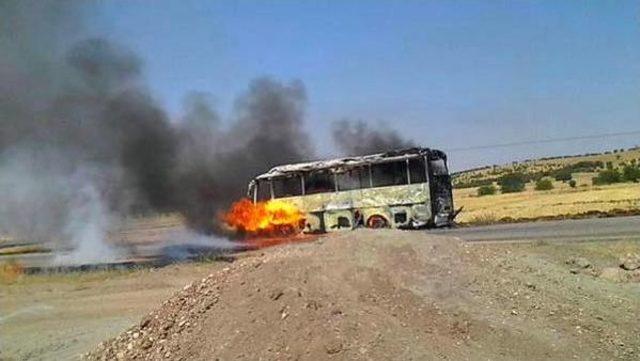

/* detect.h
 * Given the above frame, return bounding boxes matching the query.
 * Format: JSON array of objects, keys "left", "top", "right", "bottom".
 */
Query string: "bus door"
[{"left": 428, "top": 157, "right": 454, "bottom": 226}]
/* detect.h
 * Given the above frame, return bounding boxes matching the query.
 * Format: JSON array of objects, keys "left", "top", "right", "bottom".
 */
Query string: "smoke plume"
[
  {"left": 331, "top": 119, "right": 415, "bottom": 156},
  {"left": 173, "top": 78, "right": 313, "bottom": 231},
  {"left": 1, "top": 2, "right": 415, "bottom": 264},
  {"left": 0, "top": 1, "right": 314, "bottom": 262}
]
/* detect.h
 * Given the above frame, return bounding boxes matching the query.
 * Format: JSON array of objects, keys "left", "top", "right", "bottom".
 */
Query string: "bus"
[{"left": 246, "top": 147, "right": 457, "bottom": 233}]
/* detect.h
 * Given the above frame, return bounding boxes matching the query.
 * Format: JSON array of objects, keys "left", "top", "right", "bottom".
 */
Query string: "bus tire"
[{"left": 366, "top": 215, "right": 389, "bottom": 229}]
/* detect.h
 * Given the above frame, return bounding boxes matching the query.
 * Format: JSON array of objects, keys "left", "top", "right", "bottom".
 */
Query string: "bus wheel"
[
  {"left": 367, "top": 215, "right": 388, "bottom": 229},
  {"left": 277, "top": 224, "right": 298, "bottom": 236}
]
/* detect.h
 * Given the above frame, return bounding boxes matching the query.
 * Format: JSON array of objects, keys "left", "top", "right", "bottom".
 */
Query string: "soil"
[
  {"left": 81, "top": 230, "right": 640, "bottom": 361},
  {"left": 0, "top": 263, "right": 229, "bottom": 361}
]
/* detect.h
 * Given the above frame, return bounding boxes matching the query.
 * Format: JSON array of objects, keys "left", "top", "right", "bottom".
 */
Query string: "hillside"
[{"left": 453, "top": 146, "right": 640, "bottom": 189}]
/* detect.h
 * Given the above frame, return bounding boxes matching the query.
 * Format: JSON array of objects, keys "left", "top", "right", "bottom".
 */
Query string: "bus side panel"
[
  {"left": 356, "top": 183, "right": 429, "bottom": 208},
  {"left": 269, "top": 182, "right": 432, "bottom": 232},
  {"left": 357, "top": 183, "right": 431, "bottom": 227}
]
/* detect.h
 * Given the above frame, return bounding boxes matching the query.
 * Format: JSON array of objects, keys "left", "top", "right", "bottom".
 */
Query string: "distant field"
[
  {"left": 452, "top": 147, "right": 640, "bottom": 224},
  {"left": 453, "top": 147, "right": 640, "bottom": 187},
  {"left": 454, "top": 180, "right": 640, "bottom": 224}
]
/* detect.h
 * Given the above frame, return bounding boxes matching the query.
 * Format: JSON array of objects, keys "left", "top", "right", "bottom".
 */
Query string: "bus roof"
[{"left": 255, "top": 147, "right": 442, "bottom": 180}]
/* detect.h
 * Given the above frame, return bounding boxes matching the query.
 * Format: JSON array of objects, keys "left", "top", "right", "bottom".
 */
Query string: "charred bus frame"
[{"left": 247, "top": 148, "right": 456, "bottom": 233}]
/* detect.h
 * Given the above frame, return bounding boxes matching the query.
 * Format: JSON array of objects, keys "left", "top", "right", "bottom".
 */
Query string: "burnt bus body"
[{"left": 247, "top": 148, "right": 456, "bottom": 233}]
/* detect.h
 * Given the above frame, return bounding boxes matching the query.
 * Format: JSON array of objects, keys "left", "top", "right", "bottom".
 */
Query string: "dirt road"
[
  {"left": 432, "top": 215, "right": 640, "bottom": 243},
  {"left": 0, "top": 263, "right": 230, "bottom": 361}
]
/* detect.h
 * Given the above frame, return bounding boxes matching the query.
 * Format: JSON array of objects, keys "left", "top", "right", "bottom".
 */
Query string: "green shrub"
[
  {"left": 622, "top": 165, "right": 640, "bottom": 182},
  {"left": 498, "top": 172, "right": 526, "bottom": 193},
  {"left": 534, "top": 178, "right": 554, "bottom": 191},
  {"left": 477, "top": 185, "right": 497, "bottom": 196},
  {"left": 553, "top": 169, "right": 572, "bottom": 182},
  {"left": 568, "top": 180, "right": 577, "bottom": 188},
  {"left": 592, "top": 169, "right": 621, "bottom": 185},
  {"left": 454, "top": 178, "right": 495, "bottom": 189}
]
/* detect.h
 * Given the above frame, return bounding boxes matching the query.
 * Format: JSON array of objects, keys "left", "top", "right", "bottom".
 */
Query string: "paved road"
[{"left": 429, "top": 216, "right": 640, "bottom": 243}]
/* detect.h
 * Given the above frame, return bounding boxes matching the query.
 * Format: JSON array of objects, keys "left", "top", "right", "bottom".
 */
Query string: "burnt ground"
[{"left": 79, "top": 230, "right": 640, "bottom": 361}]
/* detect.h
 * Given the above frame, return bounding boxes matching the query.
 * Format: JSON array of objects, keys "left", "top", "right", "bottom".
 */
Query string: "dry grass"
[
  {"left": 0, "top": 244, "right": 48, "bottom": 256},
  {"left": 0, "top": 259, "right": 24, "bottom": 284},
  {"left": 455, "top": 181, "right": 640, "bottom": 224}
]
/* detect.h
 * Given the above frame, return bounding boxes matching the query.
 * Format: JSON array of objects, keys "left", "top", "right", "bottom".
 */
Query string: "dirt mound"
[{"left": 86, "top": 230, "right": 640, "bottom": 361}]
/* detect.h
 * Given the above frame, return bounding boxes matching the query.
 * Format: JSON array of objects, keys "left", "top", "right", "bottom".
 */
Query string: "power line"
[{"left": 445, "top": 130, "right": 640, "bottom": 152}]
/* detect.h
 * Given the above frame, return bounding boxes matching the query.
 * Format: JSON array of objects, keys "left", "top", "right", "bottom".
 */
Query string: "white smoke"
[
  {"left": 0, "top": 147, "right": 122, "bottom": 265},
  {"left": 55, "top": 172, "right": 121, "bottom": 265}
]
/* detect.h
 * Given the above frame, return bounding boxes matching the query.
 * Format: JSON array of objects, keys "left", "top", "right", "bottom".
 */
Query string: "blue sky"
[{"left": 90, "top": 1, "right": 640, "bottom": 170}]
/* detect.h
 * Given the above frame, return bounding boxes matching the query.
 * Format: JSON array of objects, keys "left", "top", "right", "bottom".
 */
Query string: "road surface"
[{"left": 430, "top": 215, "right": 640, "bottom": 243}]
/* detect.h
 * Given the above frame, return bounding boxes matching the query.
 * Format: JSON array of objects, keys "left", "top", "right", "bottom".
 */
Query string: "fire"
[{"left": 223, "top": 198, "right": 305, "bottom": 235}]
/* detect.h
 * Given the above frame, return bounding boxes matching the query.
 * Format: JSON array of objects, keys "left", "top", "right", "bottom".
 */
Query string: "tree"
[
  {"left": 535, "top": 178, "right": 554, "bottom": 191},
  {"left": 592, "top": 169, "right": 621, "bottom": 185},
  {"left": 568, "top": 180, "right": 577, "bottom": 188},
  {"left": 477, "top": 185, "right": 497, "bottom": 196},
  {"left": 622, "top": 165, "right": 640, "bottom": 182},
  {"left": 553, "top": 168, "right": 572, "bottom": 182},
  {"left": 498, "top": 172, "right": 526, "bottom": 193}
]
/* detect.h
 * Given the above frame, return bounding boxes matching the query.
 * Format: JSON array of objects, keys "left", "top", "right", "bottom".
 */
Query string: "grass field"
[{"left": 455, "top": 180, "right": 640, "bottom": 224}]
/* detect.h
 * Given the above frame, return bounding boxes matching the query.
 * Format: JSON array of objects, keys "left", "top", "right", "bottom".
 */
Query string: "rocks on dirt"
[
  {"left": 599, "top": 267, "right": 625, "bottom": 282},
  {"left": 82, "top": 230, "right": 640, "bottom": 361},
  {"left": 566, "top": 257, "right": 591, "bottom": 269},
  {"left": 598, "top": 267, "right": 640, "bottom": 283},
  {"left": 619, "top": 253, "right": 640, "bottom": 271},
  {"left": 324, "top": 339, "right": 343, "bottom": 355}
]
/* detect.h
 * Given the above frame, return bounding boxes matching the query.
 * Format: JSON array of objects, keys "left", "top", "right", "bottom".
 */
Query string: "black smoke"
[
  {"left": 173, "top": 78, "right": 313, "bottom": 231},
  {"left": 0, "top": 1, "right": 314, "bottom": 260},
  {"left": 331, "top": 119, "right": 416, "bottom": 156},
  {"left": 1, "top": 1, "right": 415, "bottom": 262}
]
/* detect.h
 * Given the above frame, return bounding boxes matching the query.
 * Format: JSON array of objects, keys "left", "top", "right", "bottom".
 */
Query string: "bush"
[
  {"left": 568, "top": 179, "right": 577, "bottom": 188},
  {"left": 534, "top": 178, "right": 554, "bottom": 191},
  {"left": 592, "top": 169, "right": 621, "bottom": 185},
  {"left": 498, "top": 172, "right": 526, "bottom": 193},
  {"left": 622, "top": 165, "right": 640, "bottom": 182},
  {"left": 454, "top": 178, "right": 495, "bottom": 189},
  {"left": 477, "top": 185, "right": 497, "bottom": 196},
  {"left": 553, "top": 168, "right": 572, "bottom": 182}
]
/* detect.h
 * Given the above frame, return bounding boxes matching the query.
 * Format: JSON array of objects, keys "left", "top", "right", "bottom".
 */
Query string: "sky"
[{"left": 89, "top": 0, "right": 640, "bottom": 171}]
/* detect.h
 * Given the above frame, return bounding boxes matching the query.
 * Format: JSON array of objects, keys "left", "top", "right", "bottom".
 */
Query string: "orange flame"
[{"left": 223, "top": 198, "right": 305, "bottom": 235}]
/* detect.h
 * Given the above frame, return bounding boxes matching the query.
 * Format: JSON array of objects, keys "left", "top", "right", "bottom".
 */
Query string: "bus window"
[
  {"left": 371, "top": 161, "right": 408, "bottom": 187},
  {"left": 304, "top": 170, "right": 336, "bottom": 194},
  {"left": 336, "top": 167, "right": 369, "bottom": 191},
  {"left": 430, "top": 159, "right": 448, "bottom": 175},
  {"left": 408, "top": 158, "right": 427, "bottom": 184},
  {"left": 273, "top": 175, "right": 302, "bottom": 198},
  {"left": 256, "top": 180, "right": 271, "bottom": 201}
]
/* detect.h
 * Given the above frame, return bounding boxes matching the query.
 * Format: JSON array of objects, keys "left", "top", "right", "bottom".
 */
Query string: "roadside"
[
  {"left": 0, "top": 262, "right": 230, "bottom": 361},
  {"left": 454, "top": 181, "right": 640, "bottom": 225},
  {"left": 432, "top": 216, "right": 640, "bottom": 243}
]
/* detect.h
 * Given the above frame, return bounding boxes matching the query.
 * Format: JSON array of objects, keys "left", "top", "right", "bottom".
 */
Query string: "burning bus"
[{"left": 225, "top": 148, "right": 457, "bottom": 234}]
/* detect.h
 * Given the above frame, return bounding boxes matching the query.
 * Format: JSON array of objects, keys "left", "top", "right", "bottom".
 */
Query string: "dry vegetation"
[
  {"left": 455, "top": 181, "right": 640, "bottom": 224},
  {"left": 454, "top": 147, "right": 640, "bottom": 186},
  {"left": 453, "top": 147, "right": 640, "bottom": 224}
]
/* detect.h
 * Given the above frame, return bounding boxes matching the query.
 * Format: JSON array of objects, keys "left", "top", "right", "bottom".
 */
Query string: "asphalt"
[{"left": 429, "top": 215, "right": 640, "bottom": 243}]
